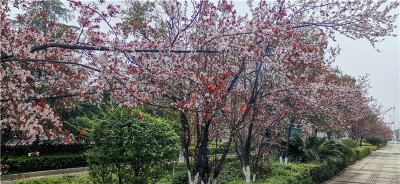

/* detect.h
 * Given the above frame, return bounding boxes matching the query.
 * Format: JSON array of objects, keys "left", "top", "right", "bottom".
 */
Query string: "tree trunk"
[
  {"left": 243, "top": 123, "right": 253, "bottom": 183},
  {"left": 212, "top": 134, "right": 233, "bottom": 181},
  {"left": 196, "top": 119, "right": 211, "bottom": 184},
  {"left": 284, "top": 118, "right": 295, "bottom": 164},
  {"left": 179, "top": 112, "right": 196, "bottom": 184}
]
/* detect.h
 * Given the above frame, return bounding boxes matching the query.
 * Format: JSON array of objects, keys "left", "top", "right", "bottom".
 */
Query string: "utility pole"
[{"left": 393, "top": 107, "right": 397, "bottom": 144}]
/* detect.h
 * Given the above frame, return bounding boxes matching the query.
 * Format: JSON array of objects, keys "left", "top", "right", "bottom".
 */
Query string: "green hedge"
[
  {"left": 1, "top": 143, "right": 88, "bottom": 157},
  {"left": 259, "top": 146, "right": 371, "bottom": 184},
  {"left": 310, "top": 156, "right": 346, "bottom": 183},
  {"left": 14, "top": 174, "right": 92, "bottom": 184},
  {"left": 365, "top": 137, "right": 387, "bottom": 146},
  {"left": 267, "top": 162, "right": 317, "bottom": 184},
  {"left": 363, "top": 146, "right": 378, "bottom": 151},
  {"left": 362, "top": 142, "right": 372, "bottom": 146},
  {"left": 353, "top": 147, "right": 371, "bottom": 160},
  {"left": 377, "top": 143, "right": 386, "bottom": 148},
  {"left": 341, "top": 139, "right": 359, "bottom": 148},
  {"left": 13, "top": 154, "right": 372, "bottom": 184},
  {"left": 2, "top": 153, "right": 88, "bottom": 173},
  {"left": 8, "top": 141, "right": 376, "bottom": 183}
]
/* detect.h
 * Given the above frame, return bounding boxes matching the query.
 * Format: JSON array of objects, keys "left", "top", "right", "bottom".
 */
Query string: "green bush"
[
  {"left": 310, "top": 161, "right": 335, "bottom": 182},
  {"left": 377, "top": 143, "right": 386, "bottom": 148},
  {"left": 363, "top": 146, "right": 378, "bottom": 151},
  {"left": 2, "top": 153, "right": 87, "bottom": 173},
  {"left": 14, "top": 174, "right": 92, "bottom": 184},
  {"left": 268, "top": 162, "right": 317, "bottom": 184},
  {"left": 155, "top": 162, "right": 189, "bottom": 184},
  {"left": 336, "top": 142, "right": 356, "bottom": 167},
  {"left": 308, "top": 143, "right": 356, "bottom": 183},
  {"left": 264, "top": 177, "right": 291, "bottom": 184},
  {"left": 1, "top": 143, "right": 88, "bottom": 157},
  {"left": 168, "top": 171, "right": 189, "bottom": 184},
  {"left": 228, "top": 180, "right": 250, "bottom": 184},
  {"left": 229, "top": 177, "right": 292, "bottom": 184},
  {"left": 289, "top": 134, "right": 356, "bottom": 165},
  {"left": 226, "top": 163, "right": 317, "bottom": 184},
  {"left": 88, "top": 106, "right": 180, "bottom": 184},
  {"left": 365, "top": 137, "right": 387, "bottom": 146},
  {"left": 341, "top": 139, "right": 359, "bottom": 148},
  {"left": 362, "top": 142, "right": 372, "bottom": 146},
  {"left": 353, "top": 147, "right": 371, "bottom": 160},
  {"left": 216, "top": 159, "right": 243, "bottom": 183},
  {"left": 310, "top": 156, "right": 345, "bottom": 183}
]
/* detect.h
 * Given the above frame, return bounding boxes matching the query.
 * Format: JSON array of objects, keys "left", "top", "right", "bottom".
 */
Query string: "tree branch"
[{"left": 1, "top": 43, "right": 221, "bottom": 62}]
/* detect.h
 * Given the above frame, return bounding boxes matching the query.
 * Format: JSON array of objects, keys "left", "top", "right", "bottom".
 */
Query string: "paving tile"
[{"left": 326, "top": 142, "right": 400, "bottom": 184}]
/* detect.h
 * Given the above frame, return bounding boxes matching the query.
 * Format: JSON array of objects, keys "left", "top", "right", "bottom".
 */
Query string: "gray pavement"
[{"left": 327, "top": 141, "right": 400, "bottom": 184}]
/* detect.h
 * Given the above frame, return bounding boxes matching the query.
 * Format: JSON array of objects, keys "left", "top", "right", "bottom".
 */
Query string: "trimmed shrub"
[
  {"left": 377, "top": 143, "right": 386, "bottom": 148},
  {"left": 216, "top": 159, "right": 242, "bottom": 183},
  {"left": 229, "top": 180, "right": 251, "bottom": 184},
  {"left": 264, "top": 177, "right": 291, "bottom": 184},
  {"left": 363, "top": 146, "right": 378, "bottom": 151},
  {"left": 1, "top": 143, "right": 88, "bottom": 157},
  {"left": 362, "top": 142, "right": 372, "bottom": 146},
  {"left": 353, "top": 147, "right": 371, "bottom": 160},
  {"left": 169, "top": 171, "right": 189, "bottom": 184},
  {"left": 310, "top": 156, "right": 344, "bottom": 183},
  {"left": 13, "top": 174, "right": 92, "bottom": 184},
  {"left": 2, "top": 153, "right": 87, "bottom": 173},
  {"left": 309, "top": 143, "right": 357, "bottom": 183},
  {"left": 365, "top": 137, "right": 387, "bottom": 146},
  {"left": 310, "top": 161, "right": 335, "bottom": 182},
  {"left": 341, "top": 139, "right": 359, "bottom": 148},
  {"left": 268, "top": 162, "right": 317, "bottom": 184}
]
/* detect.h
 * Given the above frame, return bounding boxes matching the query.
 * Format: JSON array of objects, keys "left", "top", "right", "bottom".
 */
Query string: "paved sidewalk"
[{"left": 327, "top": 141, "right": 400, "bottom": 184}]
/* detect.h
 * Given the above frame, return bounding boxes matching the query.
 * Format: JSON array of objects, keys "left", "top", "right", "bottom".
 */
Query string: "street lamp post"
[
  {"left": 388, "top": 112, "right": 396, "bottom": 144},
  {"left": 393, "top": 107, "right": 397, "bottom": 144}
]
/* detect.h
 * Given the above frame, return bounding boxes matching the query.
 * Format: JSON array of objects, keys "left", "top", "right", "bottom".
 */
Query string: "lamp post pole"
[{"left": 393, "top": 107, "right": 396, "bottom": 144}]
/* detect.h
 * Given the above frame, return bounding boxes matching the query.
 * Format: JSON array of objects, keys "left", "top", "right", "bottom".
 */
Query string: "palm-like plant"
[{"left": 289, "top": 133, "right": 355, "bottom": 164}]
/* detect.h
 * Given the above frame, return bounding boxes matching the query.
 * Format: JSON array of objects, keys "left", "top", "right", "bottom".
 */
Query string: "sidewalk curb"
[{"left": 0, "top": 166, "right": 89, "bottom": 183}]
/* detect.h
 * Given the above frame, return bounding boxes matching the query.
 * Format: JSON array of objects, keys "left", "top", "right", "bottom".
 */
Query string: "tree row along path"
[{"left": 327, "top": 141, "right": 400, "bottom": 184}]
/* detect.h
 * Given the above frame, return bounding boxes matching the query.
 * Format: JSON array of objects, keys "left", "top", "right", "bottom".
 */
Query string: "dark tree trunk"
[
  {"left": 196, "top": 119, "right": 211, "bottom": 183},
  {"left": 284, "top": 118, "right": 295, "bottom": 163},
  {"left": 234, "top": 123, "right": 254, "bottom": 183},
  {"left": 179, "top": 112, "right": 193, "bottom": 180},
  {"left": 212, "top": 133, "right": 234, "bottom": 182}
]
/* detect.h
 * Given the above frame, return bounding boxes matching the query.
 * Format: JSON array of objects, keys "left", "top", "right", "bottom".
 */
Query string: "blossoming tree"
[{"left": 1, "top": 0, "right": 398, "bottom": 183}]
